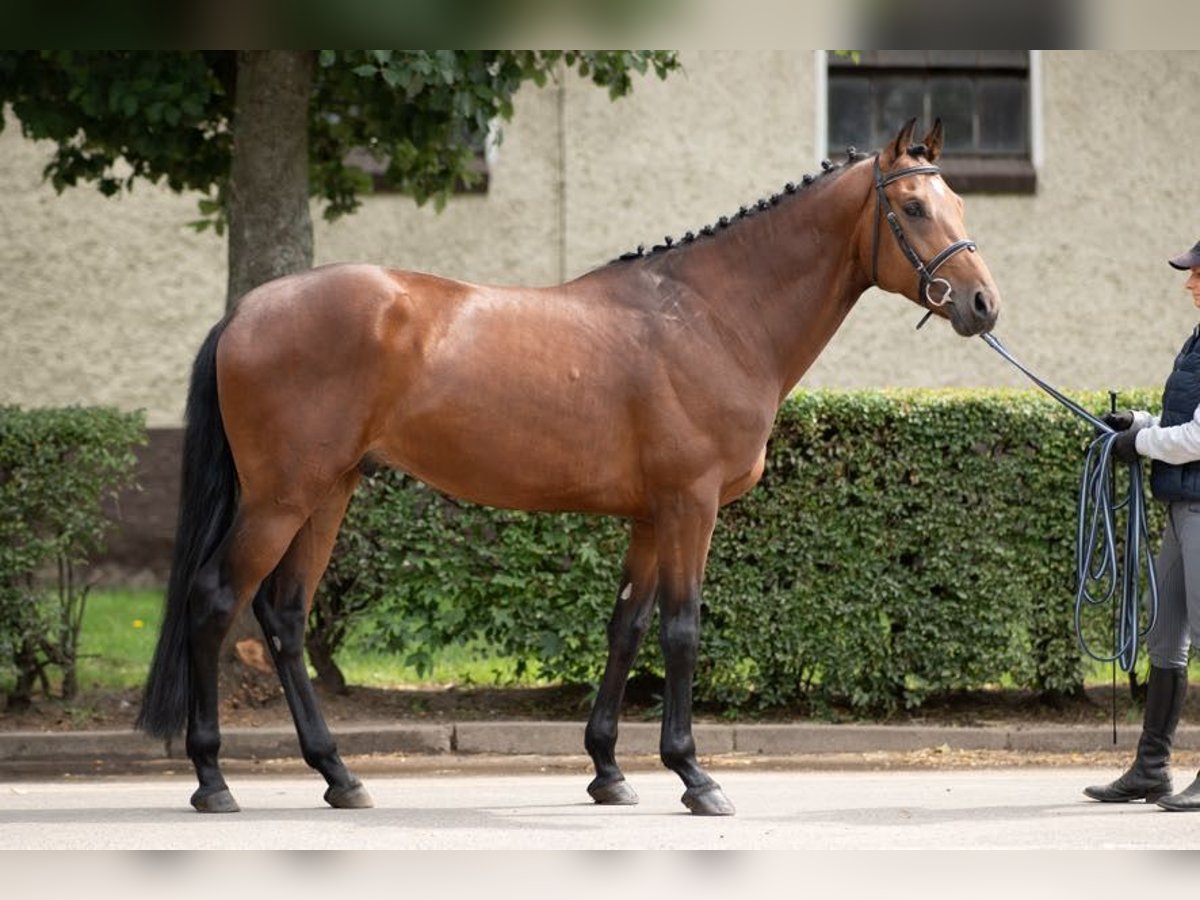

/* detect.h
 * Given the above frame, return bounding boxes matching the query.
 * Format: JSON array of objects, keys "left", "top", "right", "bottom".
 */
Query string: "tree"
[
  {"left": 0, "top": 50, "right": 680, "bottom": 306},
  {"left": 0, "top": 49, "right": 680, "bottom": 697}
]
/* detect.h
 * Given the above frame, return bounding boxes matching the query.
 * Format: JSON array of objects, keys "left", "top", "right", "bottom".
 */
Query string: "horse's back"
[{"left": 214, "top": 263, "right": 656, "bottom": 515}]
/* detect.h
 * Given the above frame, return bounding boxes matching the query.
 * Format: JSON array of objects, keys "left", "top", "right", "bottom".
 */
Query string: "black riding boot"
[
  {"left": 1083, "top": 665, "right": 1187, "bottom": 803},
  {"left": 1157, "top": 772, "right": 1200, "bottom": 811}
]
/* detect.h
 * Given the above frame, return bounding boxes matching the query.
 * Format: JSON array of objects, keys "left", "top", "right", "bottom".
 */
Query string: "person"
[{"left": 1084, "top": 241, "right": 1200, "bottom": 811}]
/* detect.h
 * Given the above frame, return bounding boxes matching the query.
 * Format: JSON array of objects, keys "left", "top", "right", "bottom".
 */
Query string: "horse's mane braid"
[{"left": 616, "top": 145, "right": 870, "bottom": 263}]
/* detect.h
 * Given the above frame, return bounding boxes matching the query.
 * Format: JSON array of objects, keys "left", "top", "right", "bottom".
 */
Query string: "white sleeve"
[{"left": 1136, "top": 405, "right": 1200, "bottom": 464}]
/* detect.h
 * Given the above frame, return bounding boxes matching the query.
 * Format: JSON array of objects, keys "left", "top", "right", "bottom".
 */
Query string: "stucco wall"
[
  {"left": 0, "top": 130, "right": 225, "bottom": 426},
  {"left": 2, "top": 51, "right": 1199, "bottom": 428},
  {"left": 826, "top": 49, "right": 1200, "bottom": 394}
]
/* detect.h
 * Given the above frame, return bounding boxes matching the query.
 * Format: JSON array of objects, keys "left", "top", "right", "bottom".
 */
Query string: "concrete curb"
[{"left": 4, "top": 721, "right": 1195, "bottom": 764}]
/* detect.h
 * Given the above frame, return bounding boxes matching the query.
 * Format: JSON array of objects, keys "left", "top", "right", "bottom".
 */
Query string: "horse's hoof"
[
  {"left": 588, "top": 776, "right": 639, "bottom": 806},
  {"left": 324, "top": 780, "right": 374, "bottom": 809},
  {"left": 681, "top": 784, "right": 736, "bottom": 816},
  {"left": 190, "top": 787, "right": 240, "bottom": 813}
]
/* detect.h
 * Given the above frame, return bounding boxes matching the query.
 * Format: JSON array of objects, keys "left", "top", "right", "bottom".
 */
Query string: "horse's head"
[{"left": 864, "top": 118, "right": 1000, "bottom": 336}]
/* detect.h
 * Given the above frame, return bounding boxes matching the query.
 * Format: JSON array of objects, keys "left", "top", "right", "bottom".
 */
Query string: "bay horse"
[{"left": 138, "top": 119, "right": 999, "bottom": 815}]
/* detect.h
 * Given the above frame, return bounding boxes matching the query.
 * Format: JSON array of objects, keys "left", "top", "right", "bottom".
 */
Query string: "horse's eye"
[{"left": 903, "top": 201, "right": 925, "bottom": 218}]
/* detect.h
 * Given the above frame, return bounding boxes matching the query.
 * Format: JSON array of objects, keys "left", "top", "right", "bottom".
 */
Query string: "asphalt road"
[{"left": 3, "top": 767, "right": 1199, "bottom": 850}]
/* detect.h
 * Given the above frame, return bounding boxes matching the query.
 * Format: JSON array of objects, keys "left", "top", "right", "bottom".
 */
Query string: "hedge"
[
  {"left": 316, "top": 388, "right": 1162, "bottom": 714},
  {"left": 0, "top": 406, "right": 144, "bottom": 707}
]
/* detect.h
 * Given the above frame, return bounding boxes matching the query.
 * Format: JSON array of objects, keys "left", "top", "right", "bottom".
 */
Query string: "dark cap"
[{"left": 1169, "top": 241, "right": 1200, "bottom": 270}]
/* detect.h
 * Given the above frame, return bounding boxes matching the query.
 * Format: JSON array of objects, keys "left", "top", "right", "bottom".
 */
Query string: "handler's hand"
[
  {"left": 1103, "top": 409, "right": 1135, "bottom": 432},
  {"left": 1112, "top": 424, "right": 1144, "bottom": 463}
]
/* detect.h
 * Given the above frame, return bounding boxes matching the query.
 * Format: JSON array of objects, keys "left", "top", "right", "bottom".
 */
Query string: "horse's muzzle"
[{"left": 951, "top": 285, "right": 999, "bottom": 336}]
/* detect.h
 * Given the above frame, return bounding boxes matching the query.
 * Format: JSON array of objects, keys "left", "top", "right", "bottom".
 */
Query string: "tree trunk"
[
  {"left": 225, "top": 50, "right": 315, "bottom": 309},
  {"left": 5, "top": 639, "right": 37, "bottom": 711},
  {"left": 220, "top": 50, "right": 316, "bottom": 706},
  {"left": 305, "top": 631, "right": 348, "bottom": 695}
]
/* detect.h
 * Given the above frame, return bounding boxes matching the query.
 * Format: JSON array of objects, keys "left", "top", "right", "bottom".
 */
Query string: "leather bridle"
[{"left": 870, "top": 156, "right": 977, "bottom": 328}]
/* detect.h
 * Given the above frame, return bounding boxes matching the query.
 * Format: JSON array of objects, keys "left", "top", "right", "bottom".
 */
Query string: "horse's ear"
[
  {"left": 923, "top": 118, "right": 944, "bottom": 162},
  {"left": 882, "top": 117, "right": 919, "bottom": 165}
]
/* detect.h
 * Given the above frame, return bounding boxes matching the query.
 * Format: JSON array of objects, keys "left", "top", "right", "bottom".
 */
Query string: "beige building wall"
[{"left": 2, "top": 51, "right": 1199, "bottom": 428}]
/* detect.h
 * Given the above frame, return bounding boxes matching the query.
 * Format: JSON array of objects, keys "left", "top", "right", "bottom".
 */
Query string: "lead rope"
[
  {"left": 979, "top": 334, "right": 1159, "bottom": 740},
  {"left": 1109, "top": 391, "right": 1119, "bottom": 745}
]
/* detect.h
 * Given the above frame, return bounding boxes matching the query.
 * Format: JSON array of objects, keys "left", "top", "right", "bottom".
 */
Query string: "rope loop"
[
  {"left": 1074, "top": 433, "right": 1158, "bottom": 671},
  {"left": 981, "top": 333, "right": 1158, "bottom": 672}
]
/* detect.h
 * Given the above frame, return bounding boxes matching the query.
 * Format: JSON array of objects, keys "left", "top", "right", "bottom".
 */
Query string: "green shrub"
[
  {"left": 317, "top": 388, "right": 1161, "bottom": 715},
  {"left": 701, "top": 389, "right": 1162, "bottom": 712},
  {"left": 0, "top": 406, "right": 144, "bottom": 707},
  {"left": 313, "top": 475, "right": 626, "bottom": 688}
]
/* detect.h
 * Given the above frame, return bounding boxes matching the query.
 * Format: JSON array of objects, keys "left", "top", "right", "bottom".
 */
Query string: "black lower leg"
[
  {"left": 658, "top": 595, "right": 711, "bottom": 791},
  {"left": 658, "top": 586, "right": 734, "bottom": 815},
  {"left": 585, "top": 524, "right": 657, "bottom": 802},
  {"left": 186, "top": 565, "right": 238, "bottom": 812},
  {"left": 585, "top": 577, "right": 654, "bottom": 798},
  {"left": 252, "top": 582, "right": 361, "bottom": 799}
]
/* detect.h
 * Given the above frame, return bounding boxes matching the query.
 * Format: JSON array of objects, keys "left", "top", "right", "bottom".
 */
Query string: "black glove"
[
  {"left": 1111, "top": 424, "right": 1145, "bottom": 463},
  {"left": 1103, "top": 409, "right": 1135, "bottom": 432}
]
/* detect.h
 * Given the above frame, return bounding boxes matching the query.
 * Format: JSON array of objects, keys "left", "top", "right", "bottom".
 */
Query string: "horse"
[{"left": 137, "top": 118, "right": 1000, "bottom": 816}]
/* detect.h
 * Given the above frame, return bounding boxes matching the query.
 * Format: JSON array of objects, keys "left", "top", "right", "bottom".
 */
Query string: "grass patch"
[
  {"left": 76, "top": 588, "right": 163, "bottom": 691},
  {"left": 70, "top": 589, "right": 539, "bottom": 692},
  {"left": 1081, "top": 657, "right": 1200, "bottom": 688},
  {"left": 334, "top": 641, "right": 540, "bottom": 688},
  {"left": 54, "top": 590, "right": 1200, "bottom": 698}
]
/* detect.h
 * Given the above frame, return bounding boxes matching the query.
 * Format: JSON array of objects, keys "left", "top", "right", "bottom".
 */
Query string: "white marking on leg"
[
  {"left": 620, "top": 583, "right": 632, "bottom": 601},
  {"left": 272, "top": 636, "right": 282, "bottom": 652}
]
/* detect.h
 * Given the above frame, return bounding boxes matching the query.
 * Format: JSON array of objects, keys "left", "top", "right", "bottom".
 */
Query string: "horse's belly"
[{"left": 378, "top": 403, "right": 645, "bottom": 516}]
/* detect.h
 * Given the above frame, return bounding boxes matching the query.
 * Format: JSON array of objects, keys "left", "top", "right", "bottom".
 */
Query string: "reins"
[
  {"left": 980, "top": 333, "right": 1159, "bottom": 680},
  {"left": 870, "top": 157, "right": 978, "bottom": 330}
]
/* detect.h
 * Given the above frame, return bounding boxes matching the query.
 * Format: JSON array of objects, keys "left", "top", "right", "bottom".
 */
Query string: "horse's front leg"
[
  {"left": 654, "top": 490, "right": 735, "bottom": 816},
  {"left": 585, "top": 519, "right": 658, "bottom": 805}
]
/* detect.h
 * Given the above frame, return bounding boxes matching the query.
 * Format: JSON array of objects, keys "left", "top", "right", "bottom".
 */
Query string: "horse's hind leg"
[
  {"left": 251, "top": 471, "right": 372, "bottom": 809},
  {"left": 585, "top": 520, "right": 658, "bottom": 805},
  {"left": 187, "top": 508, "right": 305, "bottom": 813}
]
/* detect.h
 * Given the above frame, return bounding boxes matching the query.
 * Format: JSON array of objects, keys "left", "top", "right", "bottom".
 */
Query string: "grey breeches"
[{"left": 1146, "top": 501, "right": 1200, "bottom": 669}]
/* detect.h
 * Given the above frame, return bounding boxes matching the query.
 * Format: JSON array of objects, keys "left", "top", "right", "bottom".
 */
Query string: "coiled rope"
[{"left": 980, "top": 333, "right": 1158, "bottom": 673}]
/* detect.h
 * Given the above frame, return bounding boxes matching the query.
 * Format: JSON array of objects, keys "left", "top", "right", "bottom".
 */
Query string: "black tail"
[{"left": 136, "top": 318, "right": 237, "bottom": 739}]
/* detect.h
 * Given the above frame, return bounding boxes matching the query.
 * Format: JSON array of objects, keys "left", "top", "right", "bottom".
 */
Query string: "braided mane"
[{"left": 611, "top": 145, "right": 874, "bottom": 265}]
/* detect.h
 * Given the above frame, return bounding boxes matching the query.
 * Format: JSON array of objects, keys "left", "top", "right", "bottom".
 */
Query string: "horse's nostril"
[{"left": 974, "top": 290, "right": 990, "bottom": 317}]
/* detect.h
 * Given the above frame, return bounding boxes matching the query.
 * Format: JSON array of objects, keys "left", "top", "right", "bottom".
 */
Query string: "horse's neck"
[{"left": 668, "top": 161, "right": 874, "bottom": 400}]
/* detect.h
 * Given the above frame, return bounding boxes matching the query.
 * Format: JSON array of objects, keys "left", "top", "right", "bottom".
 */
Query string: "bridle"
[{"left": 870, "top": 156, "right": 977, "bottom": 328}]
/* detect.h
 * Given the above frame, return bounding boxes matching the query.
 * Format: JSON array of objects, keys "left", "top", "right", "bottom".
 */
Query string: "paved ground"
[
  {"left": 7, "top": 719, "right": 1200, "bottom": 766},
  {"left": 5, "top": 718, "right": 1200, "bottom": 856},
  {"left": 2, "top": 768, "right": 1198, "bottom": 850}
]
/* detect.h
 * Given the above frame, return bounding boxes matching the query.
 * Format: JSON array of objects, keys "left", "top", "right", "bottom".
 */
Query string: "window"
[{"left": 826, "top": 51, "right": 1036, "bottom": 194}]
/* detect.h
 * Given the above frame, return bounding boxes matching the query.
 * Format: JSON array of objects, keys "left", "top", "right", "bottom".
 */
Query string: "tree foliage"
[{"left": 0, "top": 50, "right": 680, "bottom": 230}]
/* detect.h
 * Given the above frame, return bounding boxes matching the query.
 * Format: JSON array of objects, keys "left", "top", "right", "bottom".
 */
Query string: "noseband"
[{"left": 870, "top": 157, "right": 977, "bottom": 327}]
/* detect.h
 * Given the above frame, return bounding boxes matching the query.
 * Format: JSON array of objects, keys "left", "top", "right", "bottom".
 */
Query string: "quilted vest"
[{"left": 1151, "top": 325, "right": 1200, "bottom": 502}]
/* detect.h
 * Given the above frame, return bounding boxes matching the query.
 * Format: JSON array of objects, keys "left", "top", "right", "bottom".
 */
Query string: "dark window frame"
[{"left": 826, "top": 51, "right": 1036, "bottom": 195}]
